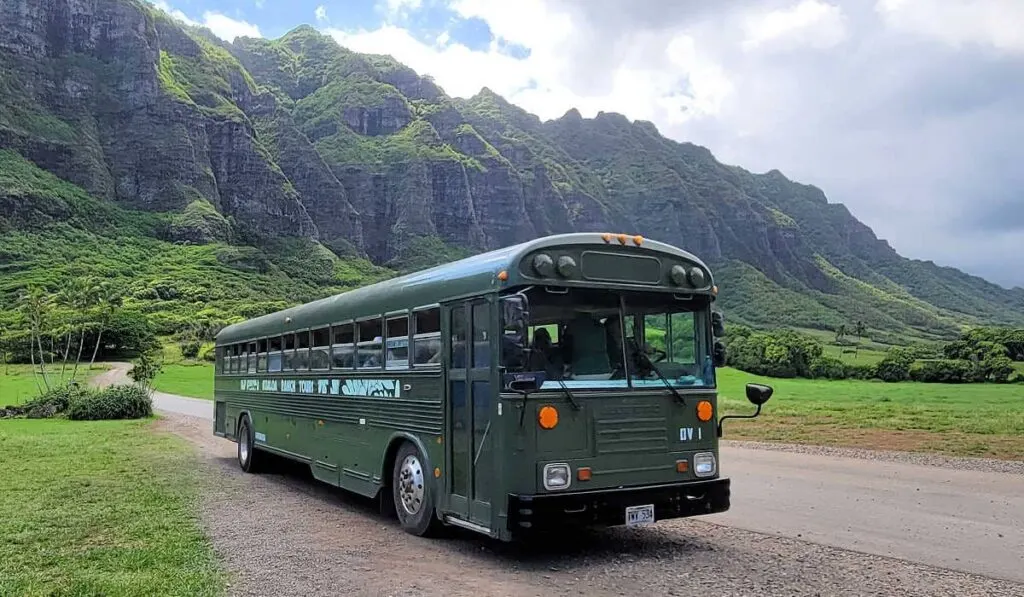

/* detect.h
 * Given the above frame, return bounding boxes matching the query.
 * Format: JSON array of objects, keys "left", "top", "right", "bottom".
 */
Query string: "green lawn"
[
  {"left": 0, "top": 418, "right": 224, "bottom": 596},
  {"left": 153, "top": 362, "right": 215, "bottom": 400},
  {"left": 0, "top": 364, "right": 109, "bottom": 406},
  {"left": 716, "top": 367, "right": 1024, "bottom": 460}
]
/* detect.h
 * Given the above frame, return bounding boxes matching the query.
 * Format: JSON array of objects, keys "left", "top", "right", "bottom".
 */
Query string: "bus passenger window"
[
  {"left": 294, "top": 330, "right": 311, "bottom": 371},
  {"left": 311, "top": 327, "right": 330, "bottom": 370},
  {"left": 247, "top": 342, "right": 257, "bottom": 373},
  {"left": 257, "top": 339, "right": 268, "bottom": 372},
  {"left": 386, "top": 315, "right": 409, "bottom": 369},
  {"left": 332, "top": 323, "right": 355, "bottom": 369},
  {"left": 282, "top": 333, "right": 296, "bottom": 371},
  {"left": 451, "top": 307, "right": 466, "bottom": 368},
  {"left": 268, "top": 336, "right": 283, "bottom": 373},
  {"left": 357, "top": 318, "right": 383, "bottom": 369},
  {"left": 229, "top": 344, "right": 239, "bottom": 374},
  {"left": 413, "top": 308, "right": 441, "bottom": 366}
]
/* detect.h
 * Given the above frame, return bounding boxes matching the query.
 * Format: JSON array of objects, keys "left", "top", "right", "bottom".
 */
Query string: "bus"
[{"left": 212, "top": 232, "right": 773, "bottom": 540}]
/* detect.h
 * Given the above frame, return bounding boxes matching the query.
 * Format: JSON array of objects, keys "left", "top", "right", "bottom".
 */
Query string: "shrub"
[
  {"left": 845, "top": 363, "right": 877, "bottom": 380},
  {"left": 0, "top": 384, "right": 90, "bottom": 419},
  {"left": 809, "top": 355, "right": 846, "bottom": 380},
  {"left": 179, "top": 340, "right": 201, "bottom": 359},
  {"left": 199, "top": 343, "right": 216, "bottom": 362},
  {"left": 875, "top": 347, "right": 916, "bottom": 382},
  {"left": 66, "top": 385, "right": 152, "bottom": 421},
  {"left": 909, "top": 359, "right": 975, "bottom": 383}
]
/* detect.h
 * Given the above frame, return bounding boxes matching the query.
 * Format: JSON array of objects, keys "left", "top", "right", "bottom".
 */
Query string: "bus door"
[{"left": 446, "top": 298, "right": 495, "bottom": 530}]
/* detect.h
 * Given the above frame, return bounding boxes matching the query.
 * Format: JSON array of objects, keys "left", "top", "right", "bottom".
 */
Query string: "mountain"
[{"left": 2, "top": 0, "right": 1023, "bottom": 341}]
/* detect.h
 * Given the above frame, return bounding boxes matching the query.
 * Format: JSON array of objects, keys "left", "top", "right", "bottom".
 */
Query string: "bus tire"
[
  {"left": 237, "top": 414, "right": 264, "bottom": 474},
  {"left": 392, "top": 441, "right": 440, "bottom": 536}
]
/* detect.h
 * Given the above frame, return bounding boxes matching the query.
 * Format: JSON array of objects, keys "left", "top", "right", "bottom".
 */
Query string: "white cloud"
[
  {"left": 201, "top": 12, "right": 261, "bottom": 41},
  {"left": 383, "top": 0, "right": 423, "bottom": 20},
  {"left": 315, "top": 5, "right": 328, "bottom": 22},
  {"left": 742, "top": 0, "right": 848, "bottom": 51},
  {"left": 147, "top": 1, "right": 261, "bottom": 42},
  {"left": 875, "top": 0, "right": 1024, "bottom": 53}
]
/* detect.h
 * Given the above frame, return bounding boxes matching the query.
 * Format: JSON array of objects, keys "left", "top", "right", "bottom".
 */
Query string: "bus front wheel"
[{"left": 391, "top": 441, "right": 440, "bottom": 536}]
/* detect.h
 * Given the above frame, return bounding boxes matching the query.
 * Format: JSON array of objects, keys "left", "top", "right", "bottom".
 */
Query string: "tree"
[
  {"left": 127, "top": 349, "right": 164, "bottom": 394},
  {"left": 834, "top": 324, "right": 847, "bottom": 343},
  {"left": 17, "top": 286, "right": 51, "bottom": 393},
  {"left": 88, "top": 284, "right": 123, "bottom": 370}
]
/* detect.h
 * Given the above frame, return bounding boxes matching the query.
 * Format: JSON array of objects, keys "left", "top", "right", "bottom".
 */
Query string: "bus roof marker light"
[
  {"left": 632, "top": 235, "right": 643, "bottom": 246},
  {"left": 617, "top": 234, "right": 628, "bottom": 244},
  {"left": 497, "top": 270, "right": 509, "bottom": 281},
  {"left": 601, "top": 233, "right": 612, "bottom": 243}
]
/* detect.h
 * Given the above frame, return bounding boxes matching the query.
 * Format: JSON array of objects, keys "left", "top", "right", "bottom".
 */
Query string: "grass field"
[
  {"left": 716, "top": 367, "right": 1024, "bottom": 460},
  {"left": 0, "top": 364, "right": 109, "bottom": 406},
  {"left": 153, "top": 362, "right": 215, "bottom": 400},
  {"left": 0, "top": 418, "right": 223, "bottom": 596}
]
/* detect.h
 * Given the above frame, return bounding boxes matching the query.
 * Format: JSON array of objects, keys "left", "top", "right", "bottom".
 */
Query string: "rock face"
[{"left": 2, "top": 0, "right": 1023, "bottom": 334}]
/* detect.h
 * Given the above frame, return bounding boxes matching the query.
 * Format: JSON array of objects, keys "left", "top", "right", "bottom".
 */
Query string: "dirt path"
[{"left": 149, "top": 411, "right": 1024, "bottom": 597}]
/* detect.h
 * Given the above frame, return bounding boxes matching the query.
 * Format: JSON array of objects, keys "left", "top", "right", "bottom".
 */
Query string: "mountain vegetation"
[{"left": 2, "top": 0, "right": 1024, "bottom": 366}]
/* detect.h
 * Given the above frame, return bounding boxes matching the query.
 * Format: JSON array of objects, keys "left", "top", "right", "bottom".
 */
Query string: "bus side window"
[
  {"left": 282, "top": 333, "right": 296, "bottom": 371},
  {"left": 311, "top": 327, "right": 330, "bottom": 370},
  {"left": 386, "top": 315, "right": 409, "bottom": 369},
  {"left": 247, "top": 342, "right": 257, "bottom": 373},
  {"left": 332, "top": 323, "right": 355, "bottom": 369},
  {"left": 413, "top": 308, "right": 441, "bottom": 366},
  {"left": 357, "top": 318, "right": 383, "bottom": 369},
  {"left": 294, "top": 330, "right": 311, "bottom": 371},
  {"left": 268, "top": 335, "right": 283, "bottom": 372},
  {"left": 257, "top": 338, "right": 268, "bottom": 372}
]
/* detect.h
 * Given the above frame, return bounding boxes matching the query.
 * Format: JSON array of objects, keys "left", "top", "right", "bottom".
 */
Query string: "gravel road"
[{"left": 104, "top": 365, "right": 1024, "bottom": 595}]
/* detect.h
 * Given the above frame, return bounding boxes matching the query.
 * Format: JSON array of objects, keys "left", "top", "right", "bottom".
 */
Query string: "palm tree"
[
  {"left": 18, "top": 286, "right": 51, "bottom": 393},
  {"left": 88, "top": 283, "right": 123, "bottom": 370}
]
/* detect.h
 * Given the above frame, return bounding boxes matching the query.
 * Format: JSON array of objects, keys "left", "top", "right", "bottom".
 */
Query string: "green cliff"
[{"left": 1, "top": 0, "right": 1022, "bottom": 341}]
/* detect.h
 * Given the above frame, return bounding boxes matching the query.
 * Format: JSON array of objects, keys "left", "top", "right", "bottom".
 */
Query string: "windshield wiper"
[
  {"left": 528, "top": 349, "right": 581, "bottom": 411},
  {"left": 636, "top": 350, "right": 686, "bottom": 406}
]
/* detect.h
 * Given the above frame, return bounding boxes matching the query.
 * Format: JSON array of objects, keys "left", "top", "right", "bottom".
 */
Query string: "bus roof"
[{"left": 216, "top": 233, "right": 712, "bottom": 345}]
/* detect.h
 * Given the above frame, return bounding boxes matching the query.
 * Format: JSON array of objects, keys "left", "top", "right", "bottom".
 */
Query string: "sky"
[{"left": 152, "top": 0, "right": 1024, "bottom": 289}]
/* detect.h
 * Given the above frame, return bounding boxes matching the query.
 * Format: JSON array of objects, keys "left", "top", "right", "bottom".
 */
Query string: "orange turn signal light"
[
  {"left": 676, "top": 460, "right": 689, "bottom": 473},
  {"left": 696, "top": 400, "right": 714, "bottom": 422},
  {"left": 497, "top": 270, "right": 508, "bottom": 281},
  {"left": 577, "top": 467, "right": 592, "bottom": 481},
  {"left": 538, "top": 405, "right": 559, "bottom": 429}
]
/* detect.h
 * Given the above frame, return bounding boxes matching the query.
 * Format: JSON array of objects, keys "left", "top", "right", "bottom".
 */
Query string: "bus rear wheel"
[
  {"left": 391, "top": 441, "right": 440, "bottom": 536},
  {"left": 237, "top": 414, "right": 264, "bottom": 473}
]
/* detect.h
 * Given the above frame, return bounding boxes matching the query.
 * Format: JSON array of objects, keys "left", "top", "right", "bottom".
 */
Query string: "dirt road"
[{"left": 109, "top": 365, "right": 1024, "bottom": 595}]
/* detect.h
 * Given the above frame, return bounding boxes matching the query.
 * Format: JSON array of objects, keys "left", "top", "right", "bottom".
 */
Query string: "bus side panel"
[{"left": 359, "top": 372, "right": 445, "bottom": 498}]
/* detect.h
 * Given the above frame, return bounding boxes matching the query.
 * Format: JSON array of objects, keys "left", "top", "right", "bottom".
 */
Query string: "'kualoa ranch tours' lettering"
[{"left": 239, "top": 378, "right": 400, "bottom": 398}]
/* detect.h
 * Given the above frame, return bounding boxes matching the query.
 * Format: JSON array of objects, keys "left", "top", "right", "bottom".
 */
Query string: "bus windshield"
[{"left": 502, "top": 287, "right": 714, "bottom": 390}]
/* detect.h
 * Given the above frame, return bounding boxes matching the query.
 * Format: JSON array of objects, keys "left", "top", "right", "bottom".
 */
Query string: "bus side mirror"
[
  {"left": 712, "top": 340, "right": 727, "bottom": 368},
  {"left": 712, "top": 310, "right": 725, "bottom": 338},
  {"left": 717, "top": 382, "right": 773, "bottom": 438},
  {"left": 746, "top": 383, "right": 773, "bottom": 406}
]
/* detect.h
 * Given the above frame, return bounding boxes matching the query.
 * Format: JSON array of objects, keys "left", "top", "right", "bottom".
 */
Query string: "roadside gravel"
[
  {"left": 155, "top": 412, "right": 1024, "bottom": 597},
  {"left": 724, "top": 439, "right": 1024, "bottom": 475}
]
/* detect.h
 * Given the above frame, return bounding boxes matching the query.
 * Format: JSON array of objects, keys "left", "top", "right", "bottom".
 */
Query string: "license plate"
[{"left": 625, "top": 504, "right": 655, "bottom": 527}]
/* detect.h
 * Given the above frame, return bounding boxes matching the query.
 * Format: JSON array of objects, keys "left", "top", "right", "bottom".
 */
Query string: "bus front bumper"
[{"left": 507, "top": 477, "right": 730, "bottom": 531}]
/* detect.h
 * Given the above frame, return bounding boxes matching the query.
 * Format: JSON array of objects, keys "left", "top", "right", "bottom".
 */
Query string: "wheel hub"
[
  {"left": 398, "top": 454, "right": 425, "bottom": 516},
  {"left": 240, "top": 425, "right": 250, "bottom": 463}
]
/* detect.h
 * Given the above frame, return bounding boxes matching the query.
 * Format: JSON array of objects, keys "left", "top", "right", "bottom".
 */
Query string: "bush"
[
  {"left": 809, "top": 355, "right": 846, "bottom": 380},
  {"left": 66, "top": 385, "right": 153, "bottom": 421},
  {"left": 199, "top": 343, "right": 216, "bottom": 362},
  {"left": 179, "top": 340, "right": 201, "bottom": 359},
  {"left": 726, "top": 330, "right": 823, "bottom": 378},
  {"left": 845, "top": 363, "right": 877, "bottom": 380},
  {"left": 909, "top": 359, "right": 975, "bottom": 383},
  {"left": 875, "top": 347, "right": 916, "bottom": 382},
  {"left": 0, "top": 384, "right": 90, "bottom": 419}
]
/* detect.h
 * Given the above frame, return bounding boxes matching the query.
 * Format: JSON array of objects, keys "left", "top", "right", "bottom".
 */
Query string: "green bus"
[{"left": 213, "top": 232, "right": 772, "bottom": 540}]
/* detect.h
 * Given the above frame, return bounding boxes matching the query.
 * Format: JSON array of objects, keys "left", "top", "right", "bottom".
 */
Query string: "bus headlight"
[
  {"left": 693, "top": 452, "right": 716, "bottom": 477},
  {"left": 543, "top": 463, "right": 571, "bottom": 490}
]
